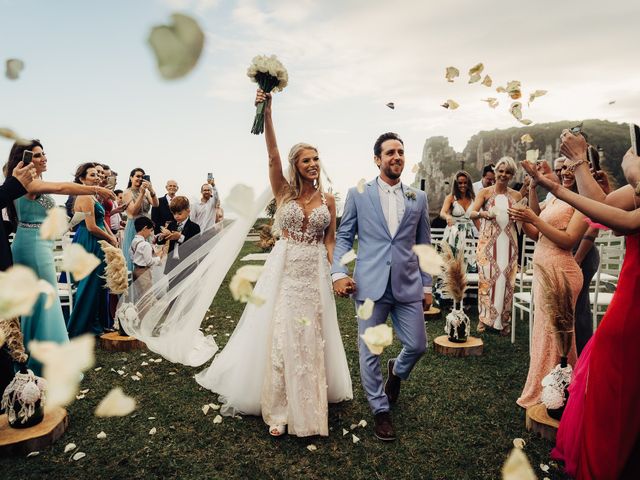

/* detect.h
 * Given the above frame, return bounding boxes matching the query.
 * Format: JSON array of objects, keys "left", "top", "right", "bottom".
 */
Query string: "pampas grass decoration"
[
  {"left": 535, "top": 263, "right": 574, "bottom": 357},
  {"left": 439, "top": 241, "right": 467, "bottom": 304},
  {"left": 99, "top": 241, "right": 129, "bottom": 294}
]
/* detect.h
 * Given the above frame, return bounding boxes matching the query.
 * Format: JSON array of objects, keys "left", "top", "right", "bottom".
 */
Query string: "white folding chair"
[
  {"left": 589, "top": 235, "right": 625, "bottom": 330},
  {"left": 431, "top": 227, "right": 445, "bottom": 244},
  {"left": 54, "top": 253, "right": 75, "bottom": 314},
  {"left": 511, "top": 235, "right": 536, "bottom": 346},
  {"left": 463, "top": 236, "right": 479, "bottom": 298}
]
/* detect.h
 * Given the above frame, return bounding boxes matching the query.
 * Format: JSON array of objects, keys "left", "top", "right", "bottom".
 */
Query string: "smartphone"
[
  {"left": 22, "top": 150, "right": 33, "bottom": 165},
  {"left": 587, "top": 145, "right": 601, "bottom": 171},
  {"left": 207, "top": 172, "right": 213, "bottom": 181},
  {"left": 630, "top": 123, "right": 640, "bottom": 156},
  {"left": 142, "top": 174, "right": 151, "bottom": 182}
]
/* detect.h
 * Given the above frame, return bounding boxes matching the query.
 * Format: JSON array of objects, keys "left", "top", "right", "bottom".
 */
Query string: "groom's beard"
[{"left": 381, "top": 164, "right": 403, "bottom": 180}]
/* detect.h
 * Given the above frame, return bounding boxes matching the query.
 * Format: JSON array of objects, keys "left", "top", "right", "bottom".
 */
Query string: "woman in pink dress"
[
  {"left": 508, "top": 165, "right": 588, "bottom": 408},
  {"left": 523, "top": 133, "right": 640, "bottom": 479}
]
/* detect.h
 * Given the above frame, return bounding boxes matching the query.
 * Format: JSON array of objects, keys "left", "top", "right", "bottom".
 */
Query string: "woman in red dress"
[{"left": 522, "top": 132, "right": 640, "bottom": 479}]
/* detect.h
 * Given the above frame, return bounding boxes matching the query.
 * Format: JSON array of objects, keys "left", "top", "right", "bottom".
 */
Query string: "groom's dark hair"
[{"left": 374, "top": 132, "right": 403, "bottom": 158}]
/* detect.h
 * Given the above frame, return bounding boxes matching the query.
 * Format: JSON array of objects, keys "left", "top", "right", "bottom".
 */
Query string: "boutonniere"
[{"left": 405, "top": 190, "right": 417, "bottom": 201}]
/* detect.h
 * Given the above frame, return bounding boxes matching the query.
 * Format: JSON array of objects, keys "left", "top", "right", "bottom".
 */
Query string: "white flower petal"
[
  {"left": 356, "top": 178, "right": 366, "bottom": 194},
  {"left": 513, "top": 438, "right": 526, "bottom": 449},
  {"left": 540, "top": 464, "right": 550, "bottom": 472},
  {"left": 502, "top": 448, "right": 536, "bottom": 480},
  {"left": 5, "top": 58, "right": 24, "bottom": 80},
  {"left": 94, "top": 387, "right": 137, "bottom": 417},
  {"left": 224, "top": 184, "right": 255, "bottom": 219},
  {"left": 342, "top": 428, "right": 349, "bottom": 436},
  {"left": 445, "top": 66, "right": 459, "bottom": 82},
  {"left": 360, "top": 324, "right": 393, "bottom": 355},
  {"left": 40, "top": 207, "right": 69, "bottom": 240},
  {"left": 468, "top": 73, "right": 481, "bottom": 84},
  {"left": 520, "top": 134, "right": 534, "bottom": 144},
  {"left": 96, "top": 431, "right": 107, "bottom": 439},
  {"left": 481, "top": 97, "right": 499, "bottom": 108},
  {"left": 352, "top": 434, "right": 360, "bottom": 444},
  {"left": 528, "top": 89, "right": 548, "bottom": 106},
  {"left": 357, "top": 299, "right": 375, "bottom": 321},
  {"left": 72, "top": 452, "right": 86, "bottom": 461},
  {"left": 306, "top": 444, "right": 317, "bottom": 452},
  {"left": 526, "top": 150, "right": 539, "bottom": 162},
  {"left": 29, "top": 335, "right": 95, "bottom": 408},
  {"left": 506, "top": 80, "right": 522, "bottom": 99},
  {"left": 213, "top": 415, "right": 223, "bottom": 424},
  {"left": 412, "top": 244, "right": 445, "bottom": 275},
  {"left": 64, "top": 443, "right": 76, "bottom": 453},
  {"left": 209, "top": 403, "right": 220, "bottom": 410},
  {"left": 442, "top": 99, "right": 460, "bottom": 109},
  {"left": 202, "top": 405, "right": 210, "bottom": 415},
  {"left": 147, "top": 13, "right": 205, "bottom": 80},
  {"left": 61, "top": 244, "right": 100, "bottom": 281},
  {"left": 26, "top": 451, "right": 40, "bottom": 458},
  {"left": 510, "top": 102, "right": 523, "bottom": 121},
  {"left": 0, "top": 265, "right": 43, "bottom": 319},
  {"left": 358, "top": 420, "right": 367, "bottom": 428},
  {"left": 149, "top": 427, "right": 157, "bottom": 435},
  {"left": 350, "top": 423, "right": 358, "bottom": 430},
  {"left": 481, "top": 75, "right": 492, "bottom": 87},
  {"left": 468, "top": 62, "right": 484, "bottom": 76},
  {"left": 340, "top": 249, "right": 357, "bottom": 266}
]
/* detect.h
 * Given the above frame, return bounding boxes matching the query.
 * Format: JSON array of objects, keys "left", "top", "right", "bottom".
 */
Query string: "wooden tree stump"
[
  {"left": 99, "top": 332, "right": 146, "bottom": 352},
  {"left": 526, "top": 403, "right": 559, "bottom": 441},
  {"left": 423, "top": 307, "right": 441, "bottom": 321},
  {"left": 433, "top": 335, "right": 484, "bottom": 357},
  {"left": 0, "top": 407, "right": 68, "bottom": 456}
]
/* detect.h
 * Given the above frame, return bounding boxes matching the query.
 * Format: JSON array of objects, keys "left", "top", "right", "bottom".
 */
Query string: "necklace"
[{"left": 300, "top": 189, "right": 318, "bottom": 206}]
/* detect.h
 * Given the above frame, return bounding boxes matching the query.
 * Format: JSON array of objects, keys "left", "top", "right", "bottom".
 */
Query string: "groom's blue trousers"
[{"left": 355, "top": 279, "right": 427, "bottom": 415}]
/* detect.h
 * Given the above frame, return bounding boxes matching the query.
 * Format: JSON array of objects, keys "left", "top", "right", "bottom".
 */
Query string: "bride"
[{"left": 195, "top": 89, "right": 353, "bottom": 437}]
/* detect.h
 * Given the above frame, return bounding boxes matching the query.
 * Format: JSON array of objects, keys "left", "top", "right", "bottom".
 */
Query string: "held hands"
[
  {"left": 96, "top": 187, "right": 117, "bottom": 201},
  {"left": 255, "top": 89, "right": 272, "bottom": 115},
  {"left": 333, "top": 277, "right": 356, "bottom": 298},
  {"left": 508, "top": 205, "right": 537, "bottom": 224}
]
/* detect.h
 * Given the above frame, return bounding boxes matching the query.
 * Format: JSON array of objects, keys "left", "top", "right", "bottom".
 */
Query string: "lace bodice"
[
  {"left": 127, "top": 188, "right": 151, "bottom": 219},
  {"left": 278, "top": 194, "right": 330, "bottom": 244}
]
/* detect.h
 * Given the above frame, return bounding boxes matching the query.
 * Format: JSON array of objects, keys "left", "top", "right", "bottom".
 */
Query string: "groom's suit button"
[{"left": 386, "top": 261, "right": 391, "bottom": 265}]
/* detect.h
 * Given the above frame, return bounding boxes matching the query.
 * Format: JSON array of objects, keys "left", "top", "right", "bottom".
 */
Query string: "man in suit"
[
  {"left": 331, "top": 132, "right": 432, "bottom": 441},
  {"left": 152, "top": 179, "right": 179, "bottom": 234}
]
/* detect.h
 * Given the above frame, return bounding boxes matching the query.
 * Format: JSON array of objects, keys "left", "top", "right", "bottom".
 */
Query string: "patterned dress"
[
  {"left": 476, "top": 190, "right": 519, "bottom": 333},
  {"left": 517, "top": 198, "right": 581, "bottom": 408},
  {"left": 121, "top": 188, "right": 151, "bottom": 271}
]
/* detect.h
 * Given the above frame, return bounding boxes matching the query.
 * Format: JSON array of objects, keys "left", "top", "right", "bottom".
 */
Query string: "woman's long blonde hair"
[{"left": 277, "top": 142, "right": 324, "bottom": 207}]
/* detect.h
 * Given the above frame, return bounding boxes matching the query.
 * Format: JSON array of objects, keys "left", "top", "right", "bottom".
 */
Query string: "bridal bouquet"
[{"left": 247, "top": 54, "right": 289, "bottom": 134}]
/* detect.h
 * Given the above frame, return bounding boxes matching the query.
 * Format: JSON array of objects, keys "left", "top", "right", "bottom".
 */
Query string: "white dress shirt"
[
  {"left": 190, "top": 198, "right": 217, "bottom": 232},
  {"left": 472, "top": 180, "right": 484, "bottom": 195},
  {"left": 131, "top": 236, "right": 161, "bottom": 268}
]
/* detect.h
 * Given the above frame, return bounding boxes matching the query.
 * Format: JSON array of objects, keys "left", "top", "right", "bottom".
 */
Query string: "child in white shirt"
[{"left": 130, "top": 216, "right": 163, "bottom": 302}]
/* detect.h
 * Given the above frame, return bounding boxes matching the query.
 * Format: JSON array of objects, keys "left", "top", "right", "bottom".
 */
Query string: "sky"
[{"left": 1, "top": 0, "right": 638, "bottom": 210}]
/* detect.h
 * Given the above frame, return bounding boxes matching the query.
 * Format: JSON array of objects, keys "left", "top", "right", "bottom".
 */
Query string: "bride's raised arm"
[{"left": 257, "top": 89, "right": 288, "bottom": 200}]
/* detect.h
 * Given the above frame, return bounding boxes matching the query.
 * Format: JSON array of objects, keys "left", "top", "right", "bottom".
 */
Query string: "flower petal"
[
  {"left": 97, "top": 431, "right": 107, "bottom": 439},
  {"left": 512, "top": 438, "right": 526, "bottom": 449},
  {"left": 224, "top": 184, "right": 255, "bottom": 219},
  {"left": 352, "top": 434, "right": 360, "bottom": 444},
  {"left": 306, "top": 444, "right": 317, "bottom": 451},
  {"left": 64, "top": 443, "right": 76, "bottom": 453},
  {"left": 520, "top": 134, "right": 534, "bottom": 144},
  {"left": 72, "top": 452, "right": 86, "bottom": 461},
  {"left": 357, "top": 298, "right": 375, "bottom": 321},
  {"left": 213, "top": 415, "right": 223, "bottom": 424},
  {"left": 445, "top": 66, "right": 459, "bottom": 82},
  {"left": 356, "top": 178, "right": 366, "bottom": 194},
  {"left": 147, "top": 13, "right": 205, "bottom": 80},
  {"left": 360, "top": 324, "right": 393, "bottom": 355},
  {"left": 149, "top": 427, "right": 157, "bottom": 435},
  {"left": 340, "top": 249, "right": 357, "bottom": 266},
  {"left": 5, "top": 58, "right": 24, "bottom": 80},
  {"left": 94, "top": 387, "right": 137, "bottom": 417},
  {"left": 62, "top": 244, "right": 100, "bottom": 281},
  {"left": 502, "top": 448, "right": 536, "bottom": 480},
  {"left": 412, "top": 244, "right": 445, "bottom": 275}
]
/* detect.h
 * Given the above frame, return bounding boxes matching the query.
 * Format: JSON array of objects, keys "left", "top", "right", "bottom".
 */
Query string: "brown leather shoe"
[
  {"left": 384, "top": 358, "right": 401, "bottom": 404},
  {"left": 374, "top": 411, "right": 396, "bottom": 441}
]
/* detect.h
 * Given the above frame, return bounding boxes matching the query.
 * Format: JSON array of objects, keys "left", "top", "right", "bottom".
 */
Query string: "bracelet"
[
  {"left": 564, "top": 158, "right": 587, "bottom": 173},
  {"left": 582, "top": 235, "right": 596, "bottom": 243}
]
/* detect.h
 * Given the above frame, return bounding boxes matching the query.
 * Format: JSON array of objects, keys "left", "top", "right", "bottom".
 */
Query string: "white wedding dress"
[{"left": 195, "top": 194, "right": 353, "bottom": 437}]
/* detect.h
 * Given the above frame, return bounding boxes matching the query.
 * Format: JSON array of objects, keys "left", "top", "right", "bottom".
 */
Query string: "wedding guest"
[
  {"left": 470, "top": 158, "right": 521, "bottom": 335},
  {"left": 509, "top": 159, "right": 588, "bottom": 408},
  {"left": 439, "top": 170, "right": 478, "bottom": 258},
  {"left": 157, "top": 196, "right": 200, "bottom": 277},
  {"left": 151, "top": 179, "right": 178, "bottom": 234},
  {"left": 121, "top": 168, "right": 159, "bottom": 270},
  {"left": 472, "top": 164, "right": 496, "bottom": 194},
  {"left": 524, "top": 134, "right": 640, "bottom": 479},
  {"left": 66, "top": 163, "right": 118, "bottom": 338},
  {"left": 207, "top": 175, "right": 223, "bottom": 222},
  {"left": 130, "top": 216, "right": 163, "bottom": 303},
  {"left": 190, "top": 183, "right": 219, "bottom": 233},
  {"left": 4, "top": 142, "right": 115, "bottom": 373}
]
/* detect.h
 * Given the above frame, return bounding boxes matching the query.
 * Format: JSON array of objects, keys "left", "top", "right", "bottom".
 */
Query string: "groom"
[{"left": 332, "top": 132, "right": 432, "bottom": 441}]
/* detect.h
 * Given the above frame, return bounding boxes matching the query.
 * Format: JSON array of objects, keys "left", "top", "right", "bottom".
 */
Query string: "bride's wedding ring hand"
[{"left": 333, "top": 278, "right": 356, "bottom": 297}]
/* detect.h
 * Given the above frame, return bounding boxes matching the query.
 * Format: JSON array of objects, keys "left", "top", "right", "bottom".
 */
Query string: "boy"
[
  {"left": 157, "top": 196, "right": 201, "bottom": 278},
  {"left": 130, "top": 216, "right": 164, "bottom": 300}
]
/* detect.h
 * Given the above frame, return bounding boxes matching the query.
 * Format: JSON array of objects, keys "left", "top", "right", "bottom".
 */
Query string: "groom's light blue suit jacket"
[{"left": 331, "top": 178, "right": 432, "bottom": 303}]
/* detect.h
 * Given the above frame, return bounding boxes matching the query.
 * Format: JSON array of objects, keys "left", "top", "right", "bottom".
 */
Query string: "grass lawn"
[{"left": 1, "top": 240, "right": 567, "bottom": 479}]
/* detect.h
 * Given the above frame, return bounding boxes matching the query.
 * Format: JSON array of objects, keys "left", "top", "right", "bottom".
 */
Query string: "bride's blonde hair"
[
  {"left": 277, "top": 142, "right": 324, "bottom": 207},
  {"left": 272, "top": 143, "right": 325, "bottom": 238}
]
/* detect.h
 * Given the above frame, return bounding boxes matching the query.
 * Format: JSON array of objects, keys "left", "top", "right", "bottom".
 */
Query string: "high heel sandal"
[{"left": 269, "top": 424, "right": 286, "bottom": 437}]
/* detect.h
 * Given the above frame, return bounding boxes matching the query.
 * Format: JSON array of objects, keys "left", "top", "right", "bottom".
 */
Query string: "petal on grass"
[
  {"left": 213, "top": 415, "right": 223, "bottom": 424},
  {"left": 97, "top": 431, "right": 107, "bottom": 439},
  {"left": 512, "top": 438, "right": 526, "bottom": 449},
  {"left": 306, "top": 444, "right": 317, "bottom": 451},
  {"left": 352, "top": 434, "right": 360, "bottom": 444},
  {"left": 502, "top": 448, "right": 536, "bottom": 480},
  {"left": 64, "top": 443, "right": 76, "bottom": 453}
]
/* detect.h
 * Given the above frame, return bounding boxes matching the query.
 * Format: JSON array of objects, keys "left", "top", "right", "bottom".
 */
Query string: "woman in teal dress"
[
  {"left": 5, "top": 141, "right": 116, "bottom": 374},
  {"left": 121, "top": 168, "right": 158, "bottom": 271},
  {"left": 66, "top": 163, "right": 119, "bottom": 338}
]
